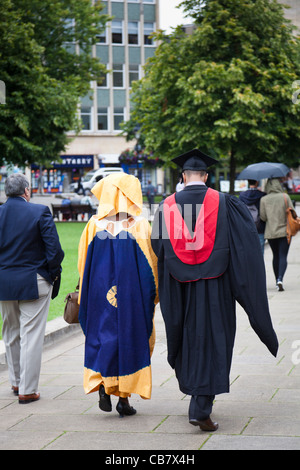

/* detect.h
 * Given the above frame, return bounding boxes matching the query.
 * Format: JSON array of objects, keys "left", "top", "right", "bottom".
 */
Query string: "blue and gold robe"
[{"left": 78, "top": 214, "right": 158, "bottom": 399}]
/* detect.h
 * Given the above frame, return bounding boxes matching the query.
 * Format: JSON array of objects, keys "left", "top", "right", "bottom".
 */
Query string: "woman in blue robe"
[{"left": 78, "top": 173, "right": 158, "bottom": 416}]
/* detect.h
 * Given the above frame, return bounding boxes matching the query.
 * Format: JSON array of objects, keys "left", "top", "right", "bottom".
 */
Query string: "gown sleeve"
[
  {"left": 151, "top": 204, "right": 184, "bottom": 369},
  {"left": 226, "top": 195, "right": 278, "bottom": 357}
]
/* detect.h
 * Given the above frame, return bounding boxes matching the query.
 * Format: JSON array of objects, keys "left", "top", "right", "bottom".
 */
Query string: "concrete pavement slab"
[{"left": 201, "top": 435, "right": 300, "bottom": 451}]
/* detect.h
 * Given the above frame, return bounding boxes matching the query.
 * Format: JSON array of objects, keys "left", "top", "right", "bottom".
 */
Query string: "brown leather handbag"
[
  {"left": 284, "top": 194, "right": 300, "bottom": 244},
  {"left": 64, "top": 281, "right": 80, "bottom": 324}
]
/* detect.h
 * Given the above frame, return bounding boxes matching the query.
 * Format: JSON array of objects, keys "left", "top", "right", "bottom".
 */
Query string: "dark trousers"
[
  {"left": 268, "top": 237, "right": 290, "bottom": 282},
  {"left": 189, "top": 395, "right": 215, "bottom": 421}
]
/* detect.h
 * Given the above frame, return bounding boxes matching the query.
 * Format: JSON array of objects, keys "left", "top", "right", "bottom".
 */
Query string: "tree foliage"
[
  {"left": 124, "top": 0, "right": 300, "bottom": 191},
  {"left": 0, "top": 0, "right": 109, "bottom": 167}
]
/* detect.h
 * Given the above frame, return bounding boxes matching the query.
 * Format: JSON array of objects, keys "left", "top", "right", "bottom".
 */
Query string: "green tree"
[
  {"left": 0, "top": 0, "right": 109, "bottom": 167},
  {"left": 124, "top": 0, "right": 300, "bottom": 192}
]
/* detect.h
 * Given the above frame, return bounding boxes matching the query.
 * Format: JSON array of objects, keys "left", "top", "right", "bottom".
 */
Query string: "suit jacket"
[{"left": 0, "top": 197, "right": 64, "bottom": 301}]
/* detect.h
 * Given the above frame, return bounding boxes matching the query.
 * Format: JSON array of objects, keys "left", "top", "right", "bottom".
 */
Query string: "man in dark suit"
[{"left": 0, "top": 173, "right": 64, "bottom": 404}]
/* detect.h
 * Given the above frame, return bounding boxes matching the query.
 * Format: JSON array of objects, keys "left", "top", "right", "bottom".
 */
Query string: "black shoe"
[
  {"left": 99, "top": 385, "right": 112, "bottom": 412},
  {"left": 189, "top": 417, "right": 218, "bottom": 432},
  {"left": 116, "top": 399, "right": 136, "bottom": 417}
]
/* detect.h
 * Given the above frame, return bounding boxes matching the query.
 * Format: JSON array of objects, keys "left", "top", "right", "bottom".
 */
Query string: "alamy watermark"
[
  {"left": 292, "top": 340, "right": 300, "bottom": 365},
  {"left": 0, "top": 80, "right": 5, "bottom": 105}
]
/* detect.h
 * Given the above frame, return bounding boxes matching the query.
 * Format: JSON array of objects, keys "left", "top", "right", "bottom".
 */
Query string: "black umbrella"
[{"left": 237, "top": 162, "right": 290, "bottom": 180}]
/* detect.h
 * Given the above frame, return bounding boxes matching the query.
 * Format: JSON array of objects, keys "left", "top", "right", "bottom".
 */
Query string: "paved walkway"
[{"left": 0, "top": 198, "right": 299, "bottom": 450}]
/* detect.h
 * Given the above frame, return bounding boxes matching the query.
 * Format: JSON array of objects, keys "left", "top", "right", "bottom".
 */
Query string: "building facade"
[
  {"left": 279, "top": 0, "right": 300, "bottom": 29},
  {"left": 28, "top": 0, "right": 299, "bottom": 194},
  {"left": 60, "top": 0, "right": 161, "bottom": 193}
]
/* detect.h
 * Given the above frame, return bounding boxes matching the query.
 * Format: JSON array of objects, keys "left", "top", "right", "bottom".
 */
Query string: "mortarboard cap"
[{"left": 172, "top": 149, "right": 218, "bottom": 171}]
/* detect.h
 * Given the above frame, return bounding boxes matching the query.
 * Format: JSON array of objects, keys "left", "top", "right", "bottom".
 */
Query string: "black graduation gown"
[{"left": 151, "top": 184, "right": 278, "bottom": 396}]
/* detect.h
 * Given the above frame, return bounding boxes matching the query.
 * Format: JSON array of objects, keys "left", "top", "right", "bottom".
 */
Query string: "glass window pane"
[
  {"left": 112, "top": 32, "right": 122, "bottom": 43},
  {"left": 96, "top": 33, "right": 106, "bottom": 43},
  {"left": 81, "top": 106, "right": 90, "bottom": 114},
  {"left": 113, "top": 65, "right": 123, "bottom": 87},
  {"left": 97, "top": 107, "right": 108, "bottom": 131},
  {"left": 97, "top": 71, "right": 107, "bottom": 87},
  {"left": 144, "top": 22, "right": 154, "bottom": 45},
  {"left": 98, "top": 115, "right": 108, "bottom": 130},
  {"left": 114, "top": 107, "right": 124, "bottom": 130},
  {"left": 112, "top": 20, "right": 123, "bottom": 44},
  {"left": 81, "top": 106, "right": 92, "bottom": 130},
  {"left": 129, "top": 34, "right": 138, "bottom": 44},
  {"left": 81, "top": 115, "right": 91, "bottom": 130},
  {"left": 129, "top": 65, "right": 139, "bottom": 86},
  {"left": 113, "top": 72, "right": 123, "bottom": 87},
  {"left": 128, "top": 21, "right": 138, "bottom": 44},
  {"left": 114, "top": 115, "right": 123, "bottom": 130},
  {"left": 129, "top": 72, "right": 139, "bottom": 86}
]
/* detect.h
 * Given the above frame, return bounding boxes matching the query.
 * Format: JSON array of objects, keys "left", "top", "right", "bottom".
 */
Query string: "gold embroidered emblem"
[{"left": 106, "top": 286, "right": 117, "bottom": 307}]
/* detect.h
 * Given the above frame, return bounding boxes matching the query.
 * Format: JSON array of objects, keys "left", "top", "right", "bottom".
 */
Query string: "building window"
[
  {"left": 144, "top": 22, "right": 154, "bottom": 45},
  {"left": 113, "top": 107, "right": 124, "bottom": 130},
  {"left": 129, "top": 64, "right": 139, "bottom": 87},
  {"left": 111, "top": 20, "right": 123, "bottom": 44},
  {"left": 128, "top": 21, "right": 139, "bottom": 45},
  {"left": 96, "top": 27, "right": 107, "bottom": 44},
  {"left": 81, "top": 106, "right": 92, "bottom": 131},
  {"left": 97, "top": 107, "right": 108, "bottom": 131},
  {"left": 97, "top": 66, "right": 109, "bottom": 87},
  {"left": 65, "top": 18, "right": 75, "bottom": 42},
  {"left": 113, "top": 64, "right": 124, "bottom": 88}
]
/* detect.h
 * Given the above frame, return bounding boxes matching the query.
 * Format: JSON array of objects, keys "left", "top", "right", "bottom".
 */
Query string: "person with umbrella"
[
  {"left": 237, "top": 162, "right": 290, "bottom": 182},
  {"left": 237, "top": 161, "right": 292, "bottom": 292}
]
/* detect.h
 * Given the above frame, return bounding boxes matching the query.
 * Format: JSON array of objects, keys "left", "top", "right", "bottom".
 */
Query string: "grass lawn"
[{"left": 0, "top": 222, "right": 86, "bottom": 340}]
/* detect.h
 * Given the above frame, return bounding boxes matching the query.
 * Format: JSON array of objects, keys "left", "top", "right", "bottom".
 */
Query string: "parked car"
[{"left": 70, "top": 167, "right": 124, "bottom": 193}]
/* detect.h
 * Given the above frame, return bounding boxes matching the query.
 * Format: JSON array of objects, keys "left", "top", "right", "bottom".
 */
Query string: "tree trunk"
[{"left": 229, "top": 150, "right": 236, "bottom": 195}]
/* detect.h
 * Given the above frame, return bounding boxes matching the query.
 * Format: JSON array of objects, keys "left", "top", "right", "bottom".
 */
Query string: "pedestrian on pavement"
[
  {"left": 146, "top": 180, "right": 156, "bottom": 215},
  {"left": 151, "top": 149, "right": 278, "bottom": 432},
  {"left": 239, "top": 180, "right": 266, "bottom": 253},
  {"left": 260, "top": 178, "right": 294, "bottom": 291},
  {"left": 0, "top": 173, "right": 64, "bottom": 404},
  {"left": 176, "top": 176, "right": 185, "bottom": 192},
  {"left": 78, "top": 173, "right": 158, "bottom": 417}
]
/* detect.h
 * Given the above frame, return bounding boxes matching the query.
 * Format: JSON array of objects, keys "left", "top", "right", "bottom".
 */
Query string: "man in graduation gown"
[{"left": 151, "top": 149, "right": 278, "bottom": 432}]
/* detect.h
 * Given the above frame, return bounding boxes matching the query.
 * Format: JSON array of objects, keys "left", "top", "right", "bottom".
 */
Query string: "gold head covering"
[{"left": 91, "top": 172, "right": 143, "bottom": 220}]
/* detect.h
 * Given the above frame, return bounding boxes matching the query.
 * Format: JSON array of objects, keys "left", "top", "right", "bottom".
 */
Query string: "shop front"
[{"left": 31, "top": 155, "right": 94, "bottom": 193}]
